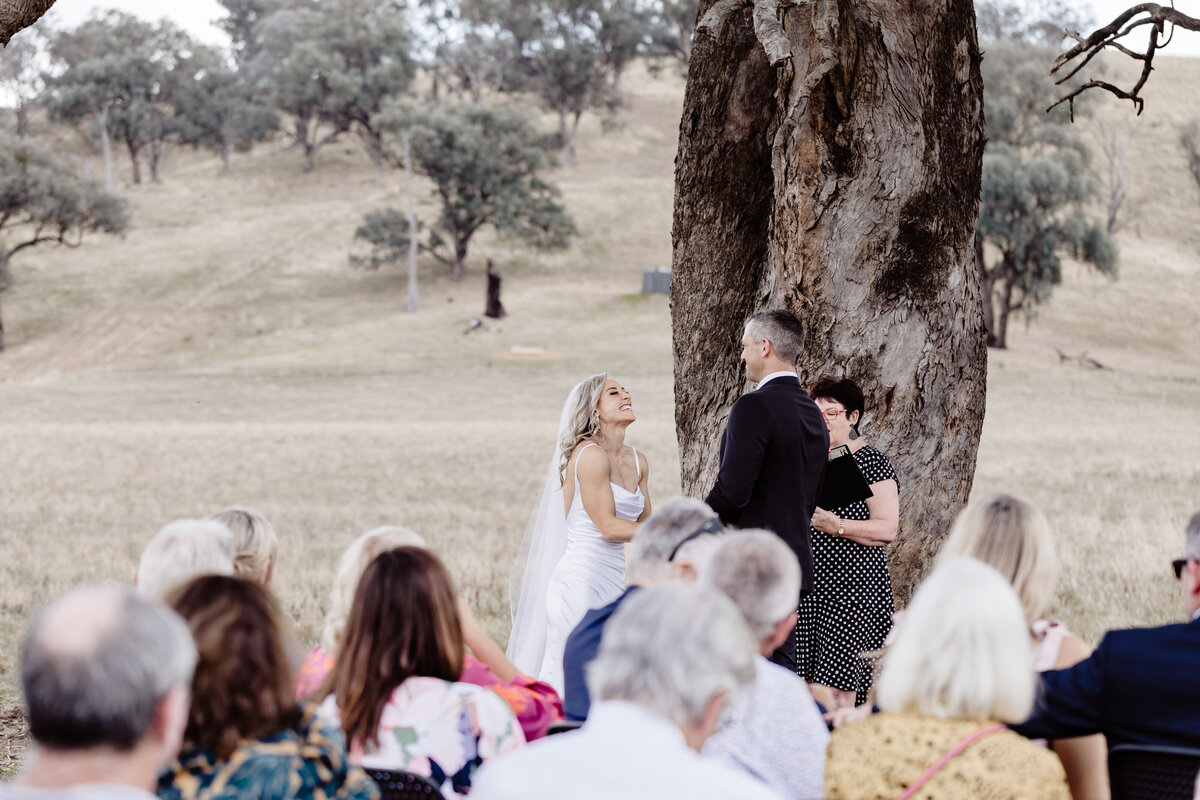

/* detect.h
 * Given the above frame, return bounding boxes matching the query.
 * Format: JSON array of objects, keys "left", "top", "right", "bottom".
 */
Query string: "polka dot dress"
[{"left": 797, "top": 445, "right": 898, "bottom": 705}]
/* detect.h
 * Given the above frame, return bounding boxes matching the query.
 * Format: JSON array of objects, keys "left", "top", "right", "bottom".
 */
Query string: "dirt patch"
[{"left": 0, "top": 705, "right": 28, "bottom": 778}]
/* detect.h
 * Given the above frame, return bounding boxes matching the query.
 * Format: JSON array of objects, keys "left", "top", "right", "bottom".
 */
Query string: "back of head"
[
  {"left": 939, "top": 492, "right": 1059, "bottom": 625},
  {"left": 627, "top": 497, "right": 721, "bottom": 584},
  {"left": 876, "top": 557, "right": 1035, "bottom": 722},
  {"left": 702, "top": 530, "right": 800, "bottom": 639},
  {"left": 586, "top": 582, "right": 757, "bottom": 729},
  {"left": 21, "top": 585, "right": 196, "bottom": 752},
  {"left": 745, "top": 309, "right": 806, "bottom": 365},
  {"left": 167, "top": 575, "right": 296, "bottom": 758},
  {"left": 137, "top": 519, "right": 236, "bottom": 602},
  {"left": 321, "top": 525, "right": 427, "bottom": 652},
  {"left": 330, "top": 546, "right": 463, "bottom": 749},
  {"left": 210, "top": 507, "right": 278, "bottom": 584}
]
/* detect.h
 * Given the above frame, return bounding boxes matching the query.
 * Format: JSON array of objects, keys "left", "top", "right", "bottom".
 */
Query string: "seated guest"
[
  {"left": 562, "top": 497, "right": 723, "bottom": 720},
  {"left": 940, "top": 493, "right": 1107, "bottom": 800},
  {"left": 702, "top": 531, "right": 829, "bottom": 800},
  {"left": 3, "top": 586, "right": 195, "bottom": 800},
  {"left": 159, "top": 575, "right": 377, "bottom": 800},
  {"left": 825, "top": 558, "right": 1070, "bottom": 800},
  {"left": 317, "top": 547, "right": 524, "bottom": 797},
  {"left": 1015, "top": 510, "right": 1200, "bottom": 748},
  {"left": 136, "top": 519, "right": 235, "bottom": 601},
  {"left": 296, "top": 525, "right": 560, "bottom": 740},
  {"left": 211, "top": 506, "right": 278, "bottom": 585},
  {"left": 472, "top": 583, "right": 781, "bottom": 799}
]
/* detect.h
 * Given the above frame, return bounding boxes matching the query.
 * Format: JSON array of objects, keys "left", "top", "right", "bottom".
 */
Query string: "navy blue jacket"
[
  {"left": 561, "top": 586, "right": 641, "bottom": 721},
  {"left": 705, "top": 376, "right": 828, "bottom": 593},
  {"left": 1014, "top": 618, "right": 1200, "bottom": 747}
]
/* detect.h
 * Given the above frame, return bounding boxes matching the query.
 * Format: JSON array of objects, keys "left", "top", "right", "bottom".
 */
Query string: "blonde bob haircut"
[
  {"left": 876, "top": 557, "right": 1035, "bottom": 723},
  {"left": 211, "top": 507, "right": 279, "bottom": 585},
  {"left": 319, "top": 525, "right": 426, "bottom": 653},
  {"left": 938, "top": 492, "right": 1060, "bottom": 626}
]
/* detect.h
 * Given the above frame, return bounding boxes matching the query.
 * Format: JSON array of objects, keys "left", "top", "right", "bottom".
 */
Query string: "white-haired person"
[
  {"left": 211, "top": 506, "right": 278, "bottom": 585},
  {"left": 561, "top": 496, "right": 725, "bottom": 721},
  {"left": 701, "top": 530, "right": 829, "bottom": 800},
  {"left": 824, "top": 557, "right": 1070, "bottom": 800},
  {"left": 471, "top": 583, "right": 782, "bottom": 799},
  {"left": 295, "top": 525, "right": 562, "bottom": 741},
  {"left": 136, "top": 519, "right": 236, "bottom": 601},
  {"left": 939, "top": 493, "right": 1106, "bottom": 800}
]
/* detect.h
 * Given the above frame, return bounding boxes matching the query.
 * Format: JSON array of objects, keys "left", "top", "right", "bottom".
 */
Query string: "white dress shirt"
[
  {"left": 470, "top": 700, "right": 782, "bottom": 800},
  {"left": 756, "top": 370, "right": 798, "bottom": 389},
  {"left": 703, "top": 656, "right": 830, "bottom": 800}
]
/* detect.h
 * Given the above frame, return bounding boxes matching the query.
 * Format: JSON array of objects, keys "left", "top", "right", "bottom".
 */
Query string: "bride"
[{"left": 507, "top": 373, "right": 651, "bottom": 691}]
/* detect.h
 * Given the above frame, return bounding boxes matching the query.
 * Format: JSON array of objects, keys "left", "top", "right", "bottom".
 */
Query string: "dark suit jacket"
[
  {"left": 561, "top": 586, "right": 641, "bottom": 721},
  {"left": 1013, "top": 618, "right": 1200, "bottom": 747},
  {"left": 704, "top": 375, "right": 828, "bottom": 593}
]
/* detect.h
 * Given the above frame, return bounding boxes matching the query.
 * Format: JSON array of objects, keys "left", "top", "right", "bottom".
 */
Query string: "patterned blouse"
[
  {"left": 317, "top": 677, "right": 525, "bottom": 799},
  {"left": 156, "top": 703, "right": 378, "bottom": 800},
  {"left": 297, "top": 645, "right": 561, "bottom": 741}
]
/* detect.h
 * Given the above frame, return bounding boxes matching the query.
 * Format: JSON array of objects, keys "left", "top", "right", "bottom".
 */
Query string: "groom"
[{"left": 705, "top": 309, "right": 828, "bottom": 670}]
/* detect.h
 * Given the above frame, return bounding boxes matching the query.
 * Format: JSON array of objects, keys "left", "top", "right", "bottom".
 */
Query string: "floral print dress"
[{"left": 318, "top": 677, "right": 524, "bottom": 798}]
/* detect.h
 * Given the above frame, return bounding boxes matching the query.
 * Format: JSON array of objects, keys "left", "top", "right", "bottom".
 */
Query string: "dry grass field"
[{"left": 0, "top": 55, "right": 1198, "bottom": 771}]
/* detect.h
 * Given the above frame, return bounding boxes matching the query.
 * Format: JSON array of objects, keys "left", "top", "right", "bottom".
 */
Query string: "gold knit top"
[{"left": 824, "top": 711, "right": 1071, "bottom": 800}]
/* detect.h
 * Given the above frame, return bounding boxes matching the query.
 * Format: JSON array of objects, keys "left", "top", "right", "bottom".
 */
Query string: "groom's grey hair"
[
  {"left": 701, "top": 530, "right": 800, "bottom": 640},
  {"left": 627, "top": 497, "right": 721, "bottom": 584},
  {"left": 745, "top": 309, "right": 806, "bottom": 365},
  {"left": 586, "top": 583, "right": 757, "bottom": 728}
]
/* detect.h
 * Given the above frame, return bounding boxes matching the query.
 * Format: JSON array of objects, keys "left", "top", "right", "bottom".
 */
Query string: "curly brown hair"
[
  {"left": 323, "top": 546, "right": 463, "bottom": 751},
  {"left": 167, "top": 575, "right": 298, "bottom": 759}
]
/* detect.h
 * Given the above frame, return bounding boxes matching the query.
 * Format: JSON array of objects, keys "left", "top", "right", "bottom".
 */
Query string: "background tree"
[
  {"left": 0, "top": 26, "right": 48, "bottom": 137},
  {"left": 354, "top": 102, "right": 575, "bottom": 280},
  {"left": 1182, "top": 120, "right": 1200, "bottom": 198},
  {"left": 976, "top": 4, "right": 1117, "bottom": 348},
  {"left": 0, "top": 0, "right": 55, "bottom": 46},
  {"left": 647, "top": 0, "right": 698, "bottom": 65},
  {"left": 671, "top": 0, "right": 986, "bottom": 602},
  {"left": 0, "top": 133, "right": 128, "bottom": 350}
]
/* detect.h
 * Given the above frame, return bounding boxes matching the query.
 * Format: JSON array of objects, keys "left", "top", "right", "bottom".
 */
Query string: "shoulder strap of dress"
[
  {"left": 895, "top": 724, "right": 1006, "bottom": 800},
  {"left": 632, "top": 446, "right": 640, "bottom": 478}
]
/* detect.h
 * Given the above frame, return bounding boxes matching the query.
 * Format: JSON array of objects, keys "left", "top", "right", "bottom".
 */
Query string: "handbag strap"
[{"left": 895, "top": 723, "right": 1007, "bottom": 800}]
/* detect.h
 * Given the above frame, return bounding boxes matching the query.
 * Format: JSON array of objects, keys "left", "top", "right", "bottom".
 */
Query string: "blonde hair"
[
  {"left": 137, "top": 519, "right": 235, "bottom": 602},
  {"left": 319, "top": 525, "right": 426, "bottom": 653},
  {"left": 211, "top": 507, "right": 278, "bottom": 585},
  {"left": 938, "top": 492, "right": 1060, "bottom": 625},
  {"left": 877, "top": 557, "right": 1035, "bottom": 722},
  {"left": 559, "top": 373, "right": 607, "bottom": 484}
]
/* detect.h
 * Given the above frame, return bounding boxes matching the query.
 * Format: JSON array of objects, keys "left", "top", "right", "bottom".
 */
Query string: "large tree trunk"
[
  {"left": 672, "top": 0, "right": 987, "bottom": 605},
  {"left": 0, "top": 0, "right": 55, "bottom": 46}
]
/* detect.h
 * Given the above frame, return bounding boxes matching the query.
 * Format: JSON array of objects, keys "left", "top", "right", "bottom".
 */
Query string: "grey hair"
[
  {"left": 627, "top": 497, "right": 721, "bottom": 584},
  {"left": 1187, "top": 511, "right": 1200, "bottom": 561},
  {"left": 21, "top": 585, "right": 197, "bottom": 751},
  {"left": 586, "top": 583, "right": 757, "bottom": 728},
  {"left": 137, "top": 519, "right": 236, "bottom": 601},
  {"left": 320, "top": 525, "right": 427, "bottom": 652},
  {"left": 744, "top": 309, "right": 806, "bottom": 365},
  {"left": 211, "top": 506, "right": 279, "bottom": 585},
  {"left": 877, "top": 557, "right": 1035, "bottom": 722},
  {"left": 559, "top": 373, "right": 607, "bottom": 484},
  {"left": 702, "top": 530, "right": 800, "bottom": 639}
]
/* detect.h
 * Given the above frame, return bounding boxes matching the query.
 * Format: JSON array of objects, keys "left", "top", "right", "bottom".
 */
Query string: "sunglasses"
[
  {"left": 1174, "top": 558, "right": 1191, "bottom": 580},
  {"left": 668, "top": 516, "right": 724, "bottom": 562}
]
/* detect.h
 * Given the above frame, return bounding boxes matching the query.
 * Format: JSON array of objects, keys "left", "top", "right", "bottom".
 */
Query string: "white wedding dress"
[{"left": 536, "top": 442, "right": 644, "bottom": 691}]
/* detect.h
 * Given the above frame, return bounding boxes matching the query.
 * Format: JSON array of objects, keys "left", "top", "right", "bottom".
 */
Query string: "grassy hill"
[{"left": 0, "top": 55, "right": 1198, "bottom": 767}]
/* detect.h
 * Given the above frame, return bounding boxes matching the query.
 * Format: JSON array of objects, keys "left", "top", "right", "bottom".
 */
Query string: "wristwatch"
[{"left": 836, "top": 519, "right": 845, "bottom": 537}]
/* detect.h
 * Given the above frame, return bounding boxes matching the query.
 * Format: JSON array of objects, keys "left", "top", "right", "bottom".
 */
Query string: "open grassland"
[{"left": 1, "top": 57, "right": 1199, "bottom": 768}]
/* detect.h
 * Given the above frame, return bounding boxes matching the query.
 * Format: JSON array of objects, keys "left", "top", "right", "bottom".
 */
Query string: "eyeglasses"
[
  {"left": 668, "top": 516, "right": 724, "bottom": 562},
  {"left": 821, "top": 409, "right": 847, "bottom": 421},
  {"left": 1173, "top": 558, "right": 1191, "bottom": 580}
]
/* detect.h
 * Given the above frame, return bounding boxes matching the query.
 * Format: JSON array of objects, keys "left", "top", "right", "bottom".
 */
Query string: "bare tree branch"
[{"left": 1050, "top": 3, "right": 1200, "bottom": 116}]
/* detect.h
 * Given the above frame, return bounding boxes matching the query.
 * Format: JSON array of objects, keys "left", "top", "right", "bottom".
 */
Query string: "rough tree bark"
[
  {"left": 0, "top": 0, "right": 55, "bottom": 47},
  {"left": 672, "top": 0, "right": 988, "bottom": 604}
]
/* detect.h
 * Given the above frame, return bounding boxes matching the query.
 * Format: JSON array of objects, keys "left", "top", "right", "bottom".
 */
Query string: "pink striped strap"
[{"left": 895, "top": 723, "right": 1006, "bottom": 800}]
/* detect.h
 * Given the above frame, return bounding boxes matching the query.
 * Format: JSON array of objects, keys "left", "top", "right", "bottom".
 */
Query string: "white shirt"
[
  {"left": 703, "top": 657, "right": 830, "bottom": 800},
  {"left": 470, "top": 700, "right": 782, "bottom": 800},
  {"left": 756, "top": 370, "right": 798, "bottom": 389}
]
